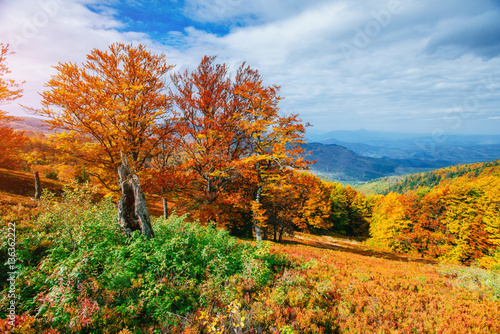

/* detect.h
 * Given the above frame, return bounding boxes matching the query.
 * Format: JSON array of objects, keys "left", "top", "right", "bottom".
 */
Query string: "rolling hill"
[
  {"left": 356, "top": 159, "right": 500, "bottom": 195},
  {"left": 306, "top": 130, "right": 500, "bottom": 165},
  {"left": 10, "top": 116, "right": 53, "bottom": 134},
  {"left": 301, "top": 142, "right": 451, "bottom": 182},
  {"left": 11, "top": 118, "right": 500, "bottom": 184}
]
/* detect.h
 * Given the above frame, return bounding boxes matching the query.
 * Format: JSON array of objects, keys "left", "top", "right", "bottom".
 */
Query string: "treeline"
[
  {"left": 7, "top": 129, "right": 376, "bottom": 243},
  {"left": 370, "top": 160, "right": 500, "bottom": 267},
  {"left": 384, "top": 160, "right": 500, "bottom": 194}
]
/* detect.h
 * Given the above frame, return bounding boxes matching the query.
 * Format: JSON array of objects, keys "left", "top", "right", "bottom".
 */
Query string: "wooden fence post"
[{"left": 34, "top": 171, "right": 41, "bottom": 200}]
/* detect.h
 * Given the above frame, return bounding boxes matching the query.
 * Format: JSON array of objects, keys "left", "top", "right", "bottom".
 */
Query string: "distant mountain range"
[
  {"left": 301, "top": 143, "right": 451, "bottom": 182},
  {"left": 11, "top": 118, "right": 500, "bottom": 183},
  {"left": 303, "top": 130, "right": 500, "bottom": 182},
  {"left": 305, "top": 129, "right": 500, "bottom": 148},
  {"left": 10, "top": 116, "right": 53, "bottom": 134}
]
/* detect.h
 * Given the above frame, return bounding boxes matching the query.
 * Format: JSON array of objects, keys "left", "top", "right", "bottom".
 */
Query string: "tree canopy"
[
  {"left": 0, "top": 43, "right": 26, "bottom": 169},
  {"left": 31, "top": 43, "right": 175, "bottom": 189}
]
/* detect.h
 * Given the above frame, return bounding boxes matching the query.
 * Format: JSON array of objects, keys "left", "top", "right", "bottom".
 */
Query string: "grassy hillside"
[
  {"left": 272, "top": 237, "right": 500, "bottom": 333},
  {"left": 0, "top": 168, "right": 65, "bottom": 223},
  {"left": 0, "top": 168, "right": 63, "bottom": 198},
  {"left": 354, "top": 176, "right": 395, "bottom": 195},
  {"left": 302, "top": 142, "right": 450, "bottom": 183},
  {"left": 0, "top": 168, "right": 170, "bottom": 218},
  {"left": 1, "top": 180, "right": 500, "bottom": 333}
]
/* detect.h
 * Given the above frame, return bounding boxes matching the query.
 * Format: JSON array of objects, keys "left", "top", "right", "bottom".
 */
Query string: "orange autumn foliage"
[
  {"left": 370, "top": 160, "right": 500, "bottom": 266},
  {"left": 30, "top": 43, "right": 175, "bottom": 190},
  {"left": 233, "top": 65, "right": 310, "bottom": 240},
  {"left": 0, "top": 43, "right": 26, "bottom": 169},
  {"left": 169, "top": 56, "right": 251, "bottom": 209},
  {"left": 167, "top": 56, "right": 312, "bottom": 239}
]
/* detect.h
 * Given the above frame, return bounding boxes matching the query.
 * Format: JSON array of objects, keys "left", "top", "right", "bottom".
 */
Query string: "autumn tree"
[
  {"left": 297, "top": 173, "right": 334, "bottom": 232},
  {"left": 169, "top": 56, "right": 255, "bottom": 221},
  {"left": 30, "top": 43, "right": 175, "bottom": 189},
  {"left": 344, "top": 185, "right": 372, "bottom": 236},
  {"left": 369, "top": 160, "right": 500, "bottom": 266},
  {"left": 234, "top": 67, "right": 310, "bottom": 240},
  {"left": 443, "top": 177, "right": 497, "bottom": 264},
  {"left": 260, "top": 175, "right": 299, "bottom": 241},
  {"left": 328, "top": 183, "right": 372, "bottom": 237},
  {"left": 370, "top": 192, "right": 417, "bottom": 252},
  {"left": 329, "top": 182, "right": 350, "bottom": 234},
  {"left": 408, "top": 187, "right": 452, "bottom": 258},
  {"left": 0, "top": 43, "right": 26, "bottom": 169}
]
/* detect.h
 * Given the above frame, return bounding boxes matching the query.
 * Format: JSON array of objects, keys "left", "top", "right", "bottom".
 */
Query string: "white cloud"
[
  {"left": 0, "top": 0, "right": 153, "bottom": 114},
  {"left": 182, "top": 0, "right": 333, "bottom": 26}
]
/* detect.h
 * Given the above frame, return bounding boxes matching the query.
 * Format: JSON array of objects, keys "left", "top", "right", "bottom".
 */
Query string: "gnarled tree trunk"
[{"left": 117, "top": 152, "right": 155, "bottom": 239}]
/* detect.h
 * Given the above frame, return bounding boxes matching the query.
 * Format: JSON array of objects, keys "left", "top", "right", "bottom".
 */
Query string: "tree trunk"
[
  {"left": 117, "top": 152, "right": 155, "bottom": 239},
  {"left": 34, "top": 171, "right": 41, "bottom": 200},
  {"left": 278, "top": 225, "right": 285, "bottom": 242},
  {"left": 273, "top": 221, "right": 277, "bottom": 241},
  {"left": 163, "top": 198, "right": 168, "bottom": 220},
  {"left": 253, "top": 185, "right": 263, "bottom": 241}
]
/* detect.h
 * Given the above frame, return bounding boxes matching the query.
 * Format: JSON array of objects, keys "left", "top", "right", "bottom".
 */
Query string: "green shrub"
[
  {"left": 0, "top": 183, "right": 282, "bottom": 332},
  {"left": 44, "top": 171, "right": 58, "bottom": 180},
  {"left": 439, "top": 264, "right": 500, "bottom": 300}
]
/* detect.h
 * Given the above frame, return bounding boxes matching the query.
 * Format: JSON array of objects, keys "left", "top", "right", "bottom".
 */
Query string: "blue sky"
[{"left": 1, "top": 0, "right": 500, "bottom": 135}]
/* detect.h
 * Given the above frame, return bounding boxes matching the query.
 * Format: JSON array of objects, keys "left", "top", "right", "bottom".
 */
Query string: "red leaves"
[{"left": 168, "top": 56, "right": 312, "bottom": 233}]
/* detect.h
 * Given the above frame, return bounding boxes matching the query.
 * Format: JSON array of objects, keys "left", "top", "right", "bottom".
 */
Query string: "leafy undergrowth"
[
  {"left": 1, "top": 185, "right": 499, "bottom": 333},
  {"left": 0, "top": 186, "right": 291, "bottom": 333}
]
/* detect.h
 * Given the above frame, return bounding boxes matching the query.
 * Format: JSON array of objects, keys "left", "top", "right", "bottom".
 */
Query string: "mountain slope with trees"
[
  {"left": 1, "top": 183, "right": 499, "bottom": 333},
  {"left": 367, "top": 159, "right": 500, "bottom": 266},
  {"left": 302, "top": 142, "right": 450, "bottom": 182}
]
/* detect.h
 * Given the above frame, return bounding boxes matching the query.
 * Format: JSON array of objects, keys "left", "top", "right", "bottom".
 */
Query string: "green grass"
[
  {"left": 439, "top": 264, "right": 500, "bottom": 300},
  {"left": 0, "top": 184, "right": 287, "bottom": 332}
]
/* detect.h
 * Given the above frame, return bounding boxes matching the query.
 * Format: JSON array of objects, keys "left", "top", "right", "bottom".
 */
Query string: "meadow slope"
[
  {"left": 1, "top": 170, "right": 499, "bottom": 333},
  {"left": 271, "top": 234, "right": 500, "bottom": 333}
]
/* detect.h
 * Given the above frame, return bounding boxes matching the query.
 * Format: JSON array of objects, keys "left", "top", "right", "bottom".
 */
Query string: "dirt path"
[{"left": 285, "top": 233, "right": 438, "bottom": 265}]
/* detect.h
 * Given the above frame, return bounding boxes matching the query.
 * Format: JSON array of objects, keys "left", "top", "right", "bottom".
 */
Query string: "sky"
[{"left": 1, "top": 0, "right": 500, "bottom": 135}]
